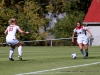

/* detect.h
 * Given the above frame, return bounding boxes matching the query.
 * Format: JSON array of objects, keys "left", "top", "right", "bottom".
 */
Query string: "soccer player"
[
  {"left": 72, "top": 21, "right": 92, "bottom": 58},
  {"left": 4, "top": 18, "right": 29, "bottom": 61}
]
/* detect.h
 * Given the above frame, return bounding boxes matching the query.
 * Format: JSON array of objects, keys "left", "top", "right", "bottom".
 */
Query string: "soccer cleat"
[
  {"left": 18, "top": 55, "right": 22, "bottom": 61},
  {"left": 83, "top": 56, "right": 87, "bottom": 59},
  {"left": 9, "top": 58, "right": 14, "bottom": 61},
  {"left": 86, "top": 52, "right": 88, "bottom": 57}
]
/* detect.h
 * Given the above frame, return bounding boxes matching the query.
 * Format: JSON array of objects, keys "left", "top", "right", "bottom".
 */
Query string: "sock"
[
  {"left": 9, "top": 48, "right": 14, "bottom": 58},
  {"left": 85, "top": 50, "right": 88, "bottom": 57},
  {"left": 18, "top": 46, "right": 22, "bottom": 57},
  {"left": 80, "top": 49, "right": 85, "bottom": 56}
]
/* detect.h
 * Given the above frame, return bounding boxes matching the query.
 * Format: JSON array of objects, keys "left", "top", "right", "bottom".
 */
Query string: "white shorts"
[
  {"left": 77, "top": 36, "right": 88, "bottom": 44},
  {"left": 6, "top": 37, "right": 19, "bottom": 45}
]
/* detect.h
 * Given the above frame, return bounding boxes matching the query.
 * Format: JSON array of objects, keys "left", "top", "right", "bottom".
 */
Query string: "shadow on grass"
[
  {"left": 70, "top": 56, "right": 100, "bottom": 60},
  {"left": 15, "top": 56, "right": 100, "bottom": 61},
  {"left": 15, "top": 59, "right": 35, "bottom": 61},
  {"left": 88, "top": 56, "right": 100, "bottom": 59}
]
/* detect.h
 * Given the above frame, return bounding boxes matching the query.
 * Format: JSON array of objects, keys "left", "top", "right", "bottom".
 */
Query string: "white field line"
[{"left": 15, "top": 62, "right": 100, "bottom": 75}]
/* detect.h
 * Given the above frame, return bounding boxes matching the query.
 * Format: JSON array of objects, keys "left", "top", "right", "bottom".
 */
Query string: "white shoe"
[{"left": 18, "top": 55, "right": 22, "bottom": 60}]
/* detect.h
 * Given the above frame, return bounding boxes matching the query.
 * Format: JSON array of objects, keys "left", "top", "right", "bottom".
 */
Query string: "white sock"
[
  {"left": 18, "top": 46, "right": 22, "bottom": 57},
  {"left": 9, "top": 48, "right": 14, "bottom": 58}
]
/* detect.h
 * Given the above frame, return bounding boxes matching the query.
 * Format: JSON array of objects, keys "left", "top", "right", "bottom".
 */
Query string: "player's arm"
[
  {"left": 86, "top": 28, "right": 92, "bottom": 37},
  {"left": 72, "top": 32, "right": 75, "bottom": 43},
  {"left": 4, "top": 28, "right": 8, "bottom": 35},
  {"left": 18, "top": 27, "right": 29, "bottom": 34}
]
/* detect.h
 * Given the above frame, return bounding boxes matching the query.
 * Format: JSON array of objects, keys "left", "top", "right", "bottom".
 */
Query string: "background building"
[{"left": 83, "top": 0, "right": 100, "bottom": 46}]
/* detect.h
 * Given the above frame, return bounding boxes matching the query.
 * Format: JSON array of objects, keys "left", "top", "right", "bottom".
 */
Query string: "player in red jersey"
[{"left": 72, "top": 21, "right": 92, "bottom": 58}]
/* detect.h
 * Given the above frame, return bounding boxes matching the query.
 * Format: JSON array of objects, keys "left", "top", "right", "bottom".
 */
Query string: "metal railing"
[{"left": 0, "top": 37, "right": 92, "bottom": 46}]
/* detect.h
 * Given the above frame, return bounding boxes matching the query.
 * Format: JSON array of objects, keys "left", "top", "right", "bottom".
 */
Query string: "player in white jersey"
[
  {"left": 72, "top": 21, "right": 92, "bottom": 59},
  {"left": 4, "top": 18, "right": 29, "bottom": 61}
]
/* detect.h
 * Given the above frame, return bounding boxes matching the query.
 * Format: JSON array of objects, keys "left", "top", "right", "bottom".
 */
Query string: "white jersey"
[
  {"left": 73, "top": 26, "right": 88, "bottom": 44},
  {"left": 6, "top": 25, "right": 19, "bottom": 45},
  {"left": 73, "top": 26, "right": 87, "bottom": 37},
  {"left": 6, "top": 25, "right": 19, "bottom": 39}
]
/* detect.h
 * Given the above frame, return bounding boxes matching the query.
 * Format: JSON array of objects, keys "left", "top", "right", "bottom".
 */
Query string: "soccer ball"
[{"left": 71, "top": 53, "right": 77, "bottom": 59}]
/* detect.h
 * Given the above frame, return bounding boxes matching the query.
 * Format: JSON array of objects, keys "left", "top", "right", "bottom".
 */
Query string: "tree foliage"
[
  {"left": 51, "top": 11, "right": 85, "bottom": 38},
  {"left": 49, "top": 0, "right": 91, "bottom": 38},
  {"left": 0, "top": 0, "right": 92, "bottom": 45}
]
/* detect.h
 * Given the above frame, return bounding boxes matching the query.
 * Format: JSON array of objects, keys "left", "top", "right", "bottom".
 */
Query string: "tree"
[
  {"left": 0, "top": 0, "right": 92, "bottom": 45},
  {"left": 48, "top": 0, "right": 91, "bottom": 38},
  {"left": 19, "top": 0, "right": 48, "bottom": 40},
  {"left": 50, "top": 11, "right": 85, "bottom": 38},
  {"left": 0, "top": 0, "right": 17, "bottom": 43},
  {"left": 63, "top": 0, "right": 92, "bottom": 14}
]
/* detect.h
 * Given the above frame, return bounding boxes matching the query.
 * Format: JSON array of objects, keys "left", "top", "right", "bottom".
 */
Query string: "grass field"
[{"left": 0, "top": 46, "right": 100, "bottom": 75}]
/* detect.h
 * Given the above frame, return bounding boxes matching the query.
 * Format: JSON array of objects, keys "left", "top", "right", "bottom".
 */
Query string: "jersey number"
[{"left": 9, "top": 27, "right": 13, "bottom": 31}]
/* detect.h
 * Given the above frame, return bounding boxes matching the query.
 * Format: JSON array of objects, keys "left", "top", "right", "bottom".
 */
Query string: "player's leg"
[
  {"left": 9, "top": 45, "right": 15, "bottom": 61},
  {"left": 12, "top": 38, "right": 22, "bottom": 60},
  {"left": 83, "top": 37, "right": 88, "bottom": 57},
  {"left": 83, "top": 44, "right": 88, "bottom": 57},
  {"left": 78, "top": 43, "right": 86, "bottom": 56},
  {"left": 16, "top": 42, "right": 22, "bottom": 60},
  {"left": 77, "top": 38, "right": 86, "bottom": 57},
  {"left": 6, "top": 38, "right": 15, "bottom": 61}
]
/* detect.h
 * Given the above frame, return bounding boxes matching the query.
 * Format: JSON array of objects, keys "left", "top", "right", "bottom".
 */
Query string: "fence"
[
  {"left": 0, "top": 37, "right": 92, "bottom": 46},
  {"left": 22, "top": 38, "right": 74, "bottom": 46},
  {"left": 22, "top": 37, "right": 78, "bottom": 46}
]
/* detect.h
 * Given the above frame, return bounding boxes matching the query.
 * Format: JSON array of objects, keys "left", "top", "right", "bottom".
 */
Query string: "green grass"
[{"left": 0, "top": 46, "right": 100, "bottom": 75}]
